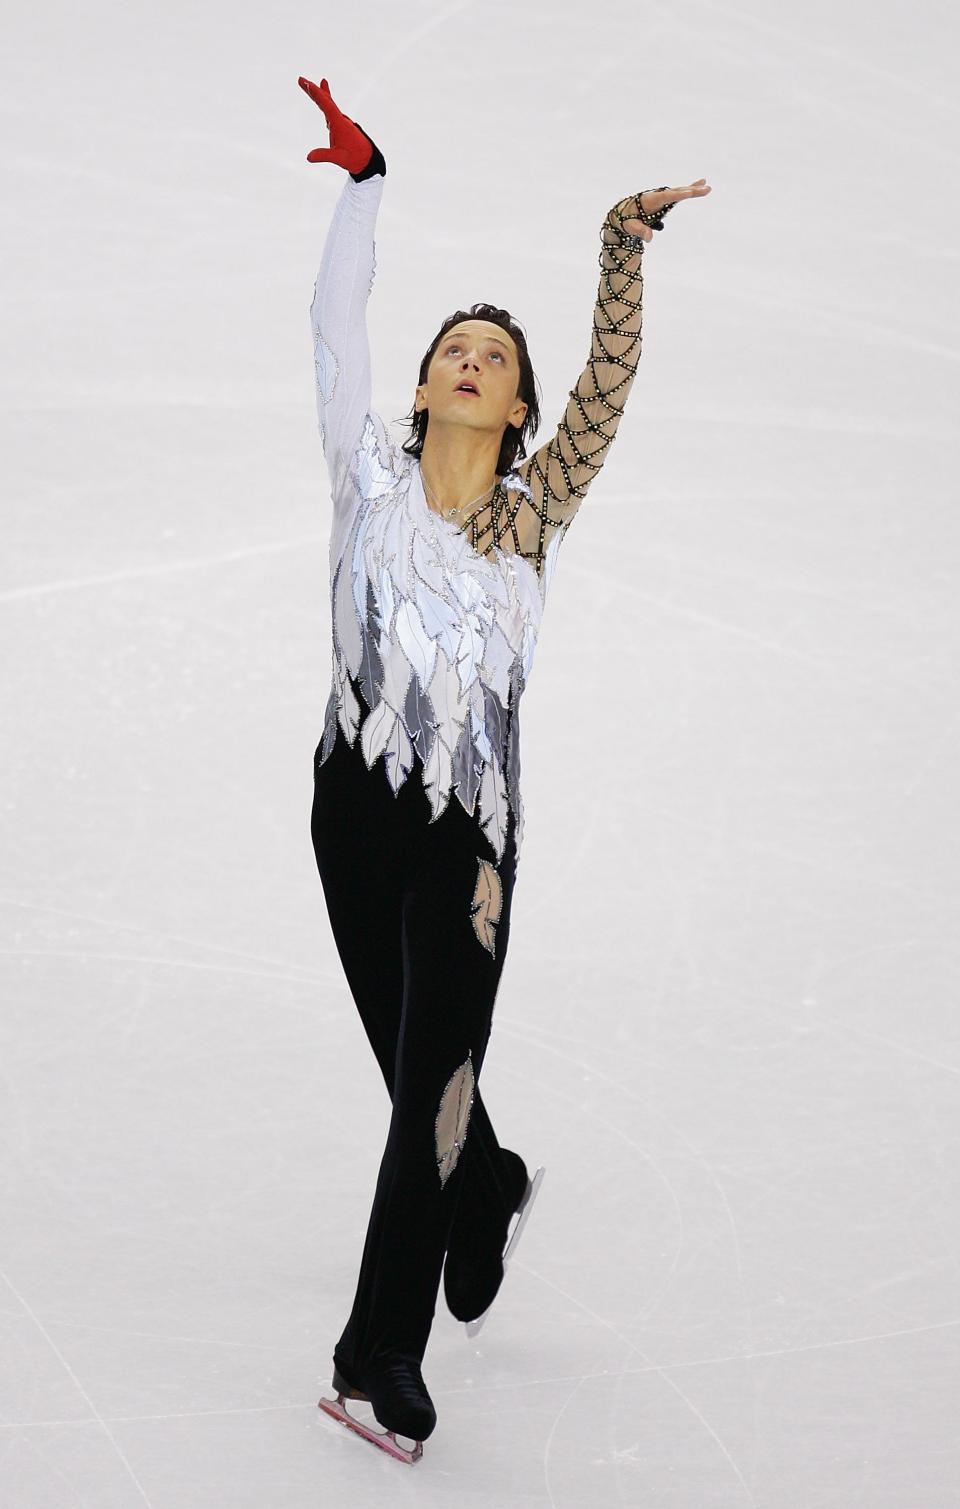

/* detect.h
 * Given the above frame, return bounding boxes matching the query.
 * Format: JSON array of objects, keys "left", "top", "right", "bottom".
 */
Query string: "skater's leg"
[
  {"left": 450, "top": 1093, "right": 528, "bottom": 1237},
  {"left": 311, "top": 729, "right": 405, "bottom": 1094},
  {"left": 314, "top": 729, "right": 522, "bottom": 1207},
  {"left": 335, "top": 802, "right": 519, "bottom": 1368},
  {"left": 442, "top": 1082, "right": 532, "bottom": 1323}
]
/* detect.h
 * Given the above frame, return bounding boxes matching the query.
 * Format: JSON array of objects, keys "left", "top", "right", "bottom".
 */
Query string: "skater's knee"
[{"left": 435, "top": 1052, "right": 475, "bottom": 1187}]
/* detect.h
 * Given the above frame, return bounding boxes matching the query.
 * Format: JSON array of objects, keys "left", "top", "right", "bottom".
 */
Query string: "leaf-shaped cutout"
[
  {"left": 417, "top": 582, "right": 461, "bottom": 664},
  {"left": 333, "top": 552, "right": 363, "bottom": 669},
  {"left": 337, "top": 670, "right": 361, "bottom": 744},
  {"left": 469, "top": 697, "right": 493, "bottom": 764},
  {"left": 382, "top": 718, "right": 414, "bottom": 794},
  {"left": 482, "top": 682, "right": 507, "bottom": 755},
  {"left": 313, "top": 329, "right": 339, "bottom": 405},
  {"left": 378, "top": 564, "right": 396, "bottom": 640},
  {"left": 354, "top": 414, "right": 400, "bottom": 504},
  {"left": 379, "top": 642, "right": 413, "bottom": 721},
  {"left": 435, "top": 1053, "right": 475, "bottom": 1188},
  {"left": 403, "top": 677, "right": 436, "bottom": 766},
  {"left": 357, "top": 580, "right": 385, "bottom": 710},
  {"left": 427, "top": 648, "right": 468, "bottom": 734},
  {"left": 451, "top": 722, "right": 483, "bottom": 813},
  {"left": 319, "top": 692, "right": 338, "bottom": 765},
  {"left": 454, "top": 615, "right": 486, "bottom": 697},
  {"left": 477, "top": 761, "right": 509, "bottom": 863},
  {"left": 470, "top": 858, "right": 502, "bottom": 956},
  {"left": 359, "top": 698, "right": 396, "bottom": 769},
  {"left": 421, "top": 733, "right": 453, "bottom": 819},
  {"left": 395, "top": 596, "right": 438, "bottom": 689}
]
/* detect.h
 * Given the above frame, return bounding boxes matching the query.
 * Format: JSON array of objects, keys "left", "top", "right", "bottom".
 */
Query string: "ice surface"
[{"left": 2, "top": 0, "right": 959, "bottom": 1504}]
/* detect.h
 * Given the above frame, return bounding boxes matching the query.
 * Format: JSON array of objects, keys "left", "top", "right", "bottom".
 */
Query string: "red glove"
[{"left": 298, "top": 76, "right": 385, "bottom": 180}]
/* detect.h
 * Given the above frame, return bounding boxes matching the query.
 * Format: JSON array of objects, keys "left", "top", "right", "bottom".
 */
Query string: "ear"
[
  {"left": 414, "top": 384, "right": 428, "bottom": 414},
  {"left": 508, "top": 397, "right": 528, "bottom": 427}
]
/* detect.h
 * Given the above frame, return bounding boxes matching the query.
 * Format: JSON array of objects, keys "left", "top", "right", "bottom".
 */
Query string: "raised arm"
[
  {"left": 301, "top": 77, "right": 387, "bottom": 495},
  {"left": 505, "top": 180, "right": 709, "bottom": 585},
  {"left": 310, "top": 174, "right": 384, "bottom": 485}
]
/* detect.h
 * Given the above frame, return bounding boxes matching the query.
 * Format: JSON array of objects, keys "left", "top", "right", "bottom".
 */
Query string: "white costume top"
[{"left": 311, "top": 171, "right": 646, "bottom": 862}]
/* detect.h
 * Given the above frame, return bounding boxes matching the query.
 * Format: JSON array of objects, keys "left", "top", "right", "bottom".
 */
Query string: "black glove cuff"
[{"left": 349, "top": 125, "right": 387, "bottom": 182}]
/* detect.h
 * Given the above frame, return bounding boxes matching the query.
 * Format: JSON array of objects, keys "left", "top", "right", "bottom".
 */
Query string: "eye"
[
  {"left": 446, "top": 343, "right": 461, "bottom": 355},
  {"left": 489, "top": 351, "right": 505, "bottom": 362}
]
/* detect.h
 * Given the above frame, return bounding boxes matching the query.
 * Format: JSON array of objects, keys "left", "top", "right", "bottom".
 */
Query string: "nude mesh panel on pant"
[
  {"left": 435, "top": 1053, "right": 475, "bottom": 1188},
  {"left": 470, "top": 858, "right": 502, "bottom": 956}
]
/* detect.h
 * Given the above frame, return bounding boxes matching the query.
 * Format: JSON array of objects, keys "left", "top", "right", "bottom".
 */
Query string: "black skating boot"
[
  {"left": 319, "top": 1347, "right": 437, "bottom": 1463},
  {"left": 443, "top": 1148, "right": 533, "bottom": 1324}
]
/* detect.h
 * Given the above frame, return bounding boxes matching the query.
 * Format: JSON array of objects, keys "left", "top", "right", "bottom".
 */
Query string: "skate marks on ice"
[
  {"left": 470, "top": 858, "right": 502, "bottom": 956},
  {"left": 484, "top": 1029, "right": 758, "bottom": 1505},
  {"left": 531, "top": 1258, "right": 760, "bottom": 1509},
  {"left": 0, "top": 1265, "right": 159, "bottom": 1508},
  {"left": 347, "top": 0, "right": 476, "bottom": 118},
  {"left": 0, "top": 532, "right": 329, "bottom": 605},
  {"left": 435, "top": 1051, "right": 475, "bottom": 1187}
]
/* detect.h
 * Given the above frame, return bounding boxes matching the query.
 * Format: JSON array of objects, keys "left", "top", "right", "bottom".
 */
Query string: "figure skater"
[{"left": 299, "top": 72, "right": 710, "bottom": 1463}]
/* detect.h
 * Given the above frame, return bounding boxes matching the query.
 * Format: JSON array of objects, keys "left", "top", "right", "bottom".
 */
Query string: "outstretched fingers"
[
  {"left": 298, "top": 75, "right": 341, "bottom": 121},
  {"left": 623, "top": 179, "right": 711, "bottom": 238},
  {"left": 299, "top": 75, "right": 348, "bottom": 164},
  {"left": 647, "top": 179, "right": 712, "bottom": 210}
]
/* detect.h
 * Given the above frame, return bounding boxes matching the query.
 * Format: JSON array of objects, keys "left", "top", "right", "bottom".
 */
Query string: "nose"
[{"left": 459, "top": 353, "right": 480, "bottom": 371}]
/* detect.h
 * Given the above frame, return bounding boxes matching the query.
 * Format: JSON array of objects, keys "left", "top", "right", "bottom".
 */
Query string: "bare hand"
[{"left": 622, "top": 179, "right": 712, "bottom": 241}]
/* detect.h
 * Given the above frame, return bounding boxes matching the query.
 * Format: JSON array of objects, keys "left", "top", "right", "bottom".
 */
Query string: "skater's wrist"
[{"left": 350, "top": 128, "right": 387, "bottom": 182}]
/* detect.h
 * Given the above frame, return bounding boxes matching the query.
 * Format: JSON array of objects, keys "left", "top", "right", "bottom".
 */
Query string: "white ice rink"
[{"left": 3, "top": 0, "right": 959, "bottom": 1503}]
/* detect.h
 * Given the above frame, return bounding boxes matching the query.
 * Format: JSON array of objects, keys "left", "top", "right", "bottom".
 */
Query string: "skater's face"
[{"left": 414, "top": 321, "right": 529, "bottom": 451}]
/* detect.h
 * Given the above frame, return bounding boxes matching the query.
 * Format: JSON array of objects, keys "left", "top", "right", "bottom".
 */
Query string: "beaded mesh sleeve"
[{"left": 455, "top": 194, "right": 647, "bottom": 579}]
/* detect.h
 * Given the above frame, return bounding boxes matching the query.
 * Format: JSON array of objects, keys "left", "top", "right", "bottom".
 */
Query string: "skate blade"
[
  {"left": 464, "top": 1164, "right": 546, "bottom": 1339},
  {"left": 318, "top": 1394, "right": 423, "bottom": 1464}
]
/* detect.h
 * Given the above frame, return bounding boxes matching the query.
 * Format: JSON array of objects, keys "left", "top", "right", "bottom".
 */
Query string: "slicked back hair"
[{"left": 399, "top": 302, "right": 541, "bottom": 478}]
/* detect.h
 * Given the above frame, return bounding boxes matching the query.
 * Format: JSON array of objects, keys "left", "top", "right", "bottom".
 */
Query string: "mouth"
[{"left": 454, "top": 382, "right": 480, "bottom": 396}]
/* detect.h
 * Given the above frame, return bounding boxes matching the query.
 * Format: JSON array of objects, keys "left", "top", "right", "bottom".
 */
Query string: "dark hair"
[{"left": 399, "top": 302, "right": 541, "bottom": 477}]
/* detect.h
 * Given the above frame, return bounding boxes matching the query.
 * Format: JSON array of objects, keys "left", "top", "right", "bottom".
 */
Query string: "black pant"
[{"left": 310, "top": 693, "right": 523, "bottom": 1370}]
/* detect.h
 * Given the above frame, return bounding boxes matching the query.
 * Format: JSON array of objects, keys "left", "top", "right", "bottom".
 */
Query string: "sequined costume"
[
  {"left": 309, "top": 164, "right": 646, "bottom": 1377},
  {"left": 313, "top": 172, "right": 645, "bottom": 861}
]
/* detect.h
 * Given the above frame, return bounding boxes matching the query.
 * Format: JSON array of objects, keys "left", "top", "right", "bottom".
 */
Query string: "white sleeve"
[{"left": 309, "top": 172, "right": 385, "bottom": 507}]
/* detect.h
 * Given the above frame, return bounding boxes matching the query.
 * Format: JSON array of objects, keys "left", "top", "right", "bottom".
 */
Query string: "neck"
[{"left": 418, "top": 419, "right": 502, "bottom": 514}]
